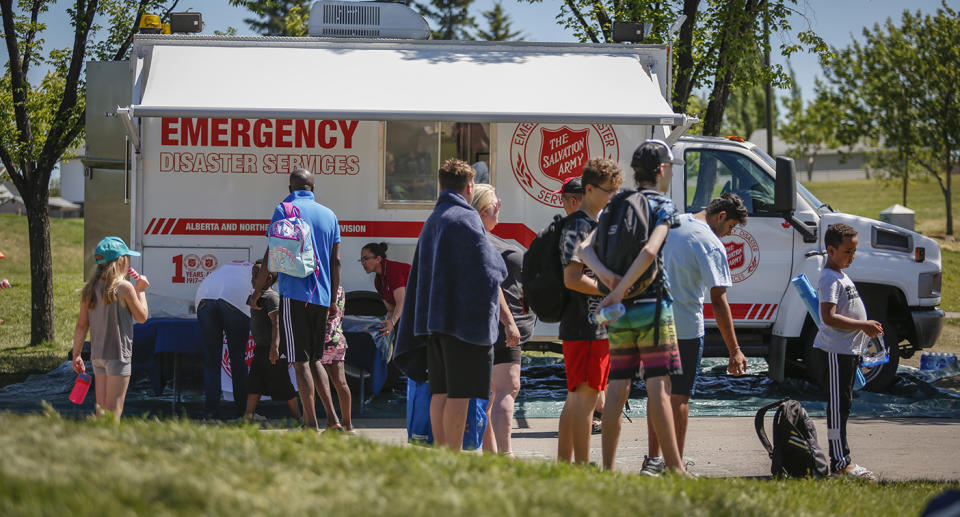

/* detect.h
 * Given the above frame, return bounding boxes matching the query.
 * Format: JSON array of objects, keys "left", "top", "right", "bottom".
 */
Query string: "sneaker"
[{"left": 640, "top": 455, "right": 665, "bottom": 477}]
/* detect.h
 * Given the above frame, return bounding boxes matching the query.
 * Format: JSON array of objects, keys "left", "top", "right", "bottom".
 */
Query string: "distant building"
[{"left": 748, "top": 129, "right": 880, "bottom": 182}]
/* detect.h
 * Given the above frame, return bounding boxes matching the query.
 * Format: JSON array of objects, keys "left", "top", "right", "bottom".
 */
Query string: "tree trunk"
[
  {"left": 702, "top": 67, "right": 736, "bottom": 136},
  {"left": 701, "top": 0, "right": 758, "bottom": 136},
  {"left": 671, "top": 0, "right": 699, "bottom": 113},
  {"left": 24, "top": 182, "right": 55, "bottom": 345},
  {"left": 902, "top": 169, "right": 908, "bottom": 207},
  {"left": 946, "top": 164, "right": 953, "bottom": 236}
]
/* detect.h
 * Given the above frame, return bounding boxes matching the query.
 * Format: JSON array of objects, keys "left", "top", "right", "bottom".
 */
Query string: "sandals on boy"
[{"left": 833, "top": 465, "right": 876, "bottom": 481}]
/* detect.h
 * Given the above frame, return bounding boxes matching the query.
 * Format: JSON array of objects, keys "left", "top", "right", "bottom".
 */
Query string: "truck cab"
[{"left": 671, "top": 135, "right": 944, "bottom": 390}]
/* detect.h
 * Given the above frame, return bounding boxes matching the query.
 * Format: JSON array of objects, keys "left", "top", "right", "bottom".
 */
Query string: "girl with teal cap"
[{"left": 71, "top": 236, "right": 150, "bottom": 421}]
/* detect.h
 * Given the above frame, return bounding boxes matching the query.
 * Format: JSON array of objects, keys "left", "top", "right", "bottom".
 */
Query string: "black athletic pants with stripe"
[{"left": 817, "top": 349, "right": 858, "bottom": 472}]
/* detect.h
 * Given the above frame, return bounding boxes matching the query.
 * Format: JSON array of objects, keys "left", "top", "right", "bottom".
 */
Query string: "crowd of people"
[{"left": 71, "top": 138, "right": 879, "bottom": 479}]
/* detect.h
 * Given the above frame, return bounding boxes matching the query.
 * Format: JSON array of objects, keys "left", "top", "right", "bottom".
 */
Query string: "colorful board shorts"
[{"left": 607, "top": 299, "right": 682, "bottom": 380}]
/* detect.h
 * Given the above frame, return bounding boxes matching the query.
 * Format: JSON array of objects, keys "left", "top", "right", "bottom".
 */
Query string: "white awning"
[{"left": 130, "top": 40, "right": 688, "bottom": 125}]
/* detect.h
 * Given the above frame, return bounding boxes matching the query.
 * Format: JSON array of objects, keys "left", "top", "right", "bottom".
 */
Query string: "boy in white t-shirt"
[{"left": 815, "top": 223, "right": 883, "bottom": 480}]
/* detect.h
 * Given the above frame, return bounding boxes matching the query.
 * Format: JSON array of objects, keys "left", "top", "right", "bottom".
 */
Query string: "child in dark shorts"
[{"left": 244, "top": 260, "right": 300, "bottom": 421}]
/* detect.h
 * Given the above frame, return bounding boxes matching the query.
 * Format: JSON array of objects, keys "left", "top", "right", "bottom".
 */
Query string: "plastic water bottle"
[
  {"left": 935, "top": 353, "right": 949, "bottom": 370},
  {"left": 69, "top": 373, "right": 91, "bottom": 404},
  {"left": 591, "top": 303, "right": 626, "bottom": 325},
  {"left": 861, "top": 336, "right": 890, "bottom": 367}
]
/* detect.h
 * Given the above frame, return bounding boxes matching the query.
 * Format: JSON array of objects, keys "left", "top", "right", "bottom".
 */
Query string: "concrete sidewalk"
[{"left": 351, "top": 417, "right": 960, "bottom": 481}]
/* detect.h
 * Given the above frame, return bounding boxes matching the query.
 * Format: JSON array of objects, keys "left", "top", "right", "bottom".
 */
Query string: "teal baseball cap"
[{"left": 94, "top": 236, "right": 140, "bottom": 264}]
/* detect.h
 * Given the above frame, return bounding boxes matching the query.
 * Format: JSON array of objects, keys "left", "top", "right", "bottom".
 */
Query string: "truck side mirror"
[
  {"left": 775, "top": 157, "right": 796, "bottom": 213},
  {"left": 774, "top": 156, "right": 816, "bottom": 243}
]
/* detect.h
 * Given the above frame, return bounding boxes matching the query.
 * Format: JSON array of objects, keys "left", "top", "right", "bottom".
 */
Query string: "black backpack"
[
  {"left": 521, "top": 214, "right": 570, "bottom": 323},
  {"left": 755, "top": 398, "right": 830, "bottom": 478},
  {"left": 593, "top": 189, "right": 661, "bottom": 296}
]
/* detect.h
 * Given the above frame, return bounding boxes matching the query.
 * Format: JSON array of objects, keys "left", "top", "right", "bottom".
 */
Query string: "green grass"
[
  {"left": 0, "top": 214, "right": 85, "bottom": 385},
  {"left": 0, "top": 411, "right": 954, "bottom": 517},
  {"left": 803, "top": 178, "right": 959, "bottom": 312}
]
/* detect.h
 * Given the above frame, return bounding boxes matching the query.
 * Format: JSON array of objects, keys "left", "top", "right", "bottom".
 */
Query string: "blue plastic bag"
[
  {"left": 405, "top": 378, "right": 489, "bottom": 450},
  {"left": 406, "top": 378, "right": 434, "bottom": 445}
]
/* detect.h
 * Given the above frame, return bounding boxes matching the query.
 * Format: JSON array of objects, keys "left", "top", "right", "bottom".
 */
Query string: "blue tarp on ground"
[{"left": 4, "top": 356, "right": 956, "bottom": 420}]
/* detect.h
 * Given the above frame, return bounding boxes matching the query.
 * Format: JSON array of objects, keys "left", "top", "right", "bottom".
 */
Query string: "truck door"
[{"left": 681, "top": 147, "right": 794, "bottom": 327}]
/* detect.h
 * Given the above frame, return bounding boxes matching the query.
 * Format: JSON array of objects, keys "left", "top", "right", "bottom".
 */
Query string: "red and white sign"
[
  {"left": 510, "top": 123, "right": 619, "bottom": 208},
  {"left": 723, "top": 227, "right": 760, "bottom": 283},
  {"left": 157, "top": 118, "right": 361, "bottom": 175},
  {"left": 219, "top": 332, "right": 297, "bottom": 402}
]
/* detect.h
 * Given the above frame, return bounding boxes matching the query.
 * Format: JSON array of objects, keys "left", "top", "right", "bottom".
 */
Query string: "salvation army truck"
[{"left": 82, "top": 1, "right": 942, "bottom": 391}]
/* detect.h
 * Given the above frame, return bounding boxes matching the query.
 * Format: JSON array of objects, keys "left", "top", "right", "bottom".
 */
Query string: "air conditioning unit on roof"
[{"left": 308, "top": 0, "right": 431, "bottom": 39}]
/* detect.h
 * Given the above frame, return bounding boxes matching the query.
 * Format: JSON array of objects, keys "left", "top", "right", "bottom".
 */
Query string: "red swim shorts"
[{"left": 561, "top": 339, "right": 610, "bottom": 392}]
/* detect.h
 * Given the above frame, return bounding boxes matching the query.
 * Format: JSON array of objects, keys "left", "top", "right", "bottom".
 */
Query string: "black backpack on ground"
[
  {"left": 521, "top": 214, "right": 570, "bottom": 323},
  {"left": 755, "top": 398, "right": 830, "bottom": 478},
  {"left": 593, "top": 189, "right": 661, "bottom": 296}
]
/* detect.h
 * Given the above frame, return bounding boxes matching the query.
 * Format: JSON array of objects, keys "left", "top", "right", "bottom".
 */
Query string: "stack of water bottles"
[{"left": 920, "top": 352, "right": 959, "bottom": 371}]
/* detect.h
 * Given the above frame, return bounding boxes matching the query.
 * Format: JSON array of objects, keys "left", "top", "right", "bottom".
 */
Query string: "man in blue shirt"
[{"left": 253, "top": 168, "right": 342, "bottom": 432}]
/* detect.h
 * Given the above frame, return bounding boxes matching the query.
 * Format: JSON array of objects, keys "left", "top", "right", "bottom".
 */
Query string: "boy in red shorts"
[{"left": 556, "top": 158, "right": 623, "bottom": 464}]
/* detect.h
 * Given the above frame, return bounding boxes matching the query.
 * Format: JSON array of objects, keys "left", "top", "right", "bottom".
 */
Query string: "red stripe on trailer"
[
  {"left": 145, "top": 217, "right": 539, "bottom": 246},
  {"left": 162, "top": 218, "right": 178, "bottom": 234},
  {"left": 492, "top": 223, "right": 537, "bottom": 248},
  {"left": 167, "top": 219, "right": 271, "bottom": 236},
  {"left": 144, "top": 218, "right": 156, "bottom": 234},
  {"left": 338, "top": 220, "right": 423, "bottom": 238}
]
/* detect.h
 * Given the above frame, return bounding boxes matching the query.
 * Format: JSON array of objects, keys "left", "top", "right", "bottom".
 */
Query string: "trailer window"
[
  {"left": 443, "top": 123, "right": 491, "bottom": 184},
  {"left": 384, "top": 121, "right": 491, "bottom": 205},
  {"left": 684, "top": 149, "right": 777, "bottom": 216},
  {"left": 384, "top": 121, "right": 440, "bottom": 203}
]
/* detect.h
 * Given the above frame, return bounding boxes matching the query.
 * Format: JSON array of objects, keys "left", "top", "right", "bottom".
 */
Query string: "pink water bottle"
[{"left": 69, "top": 373, "right": 91, "bottom": 404}]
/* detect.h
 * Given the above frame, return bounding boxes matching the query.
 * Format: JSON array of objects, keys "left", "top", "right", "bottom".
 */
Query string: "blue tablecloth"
[
  {"left": 342, "top": 316, "right": 393, "bottom": 397},
  {"left": 134, "top": 317, "right": 204, "bottom": 396},
  {"left": 135, "top": 316, "right": 391, "bottom": 398}
]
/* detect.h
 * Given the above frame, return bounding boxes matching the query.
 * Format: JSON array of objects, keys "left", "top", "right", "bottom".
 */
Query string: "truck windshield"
[{"left": 749, "top": 146, "right": 832, "bottom": 213}]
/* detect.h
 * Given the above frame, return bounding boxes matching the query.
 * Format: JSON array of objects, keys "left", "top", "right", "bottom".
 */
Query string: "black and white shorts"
[{"left": 279, "top": 297, "right": 329, "bottom": 363}]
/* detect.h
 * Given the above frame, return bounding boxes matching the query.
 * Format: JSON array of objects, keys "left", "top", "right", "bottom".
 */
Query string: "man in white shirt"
[
  {"left": 640, "top": 193, "right": 749, "bottom": 476},
  {"left": 196, "top": 260, "right": 254, "bottom": 419}
]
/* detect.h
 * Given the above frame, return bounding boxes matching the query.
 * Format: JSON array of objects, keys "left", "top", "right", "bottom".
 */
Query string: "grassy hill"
[{"left": 0, "top": 411, "right": 955, "bottom": 516}]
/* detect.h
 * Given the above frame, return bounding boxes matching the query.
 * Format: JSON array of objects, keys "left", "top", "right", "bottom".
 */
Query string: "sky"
[{"left": 5, "top": 0, "right": 960, "bottom": 108}]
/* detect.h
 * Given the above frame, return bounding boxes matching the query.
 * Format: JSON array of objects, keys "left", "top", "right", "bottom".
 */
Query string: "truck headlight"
[{"left": 918, "top": 272, "right": 941, "bottom": 298}]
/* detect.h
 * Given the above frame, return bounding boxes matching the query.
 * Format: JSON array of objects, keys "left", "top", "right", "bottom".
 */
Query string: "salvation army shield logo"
[
  {"left": 726, "top": 241, "right": 745, "bottom": 269},
  {"left": 510, "top": 124, "right": 619, "bottom": 208},
  {"left": 723, "top": 227, "right": 760, "bottom": 283},
  {"left": 539, "top": 127, "right": 590, "bottom": 183}
]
